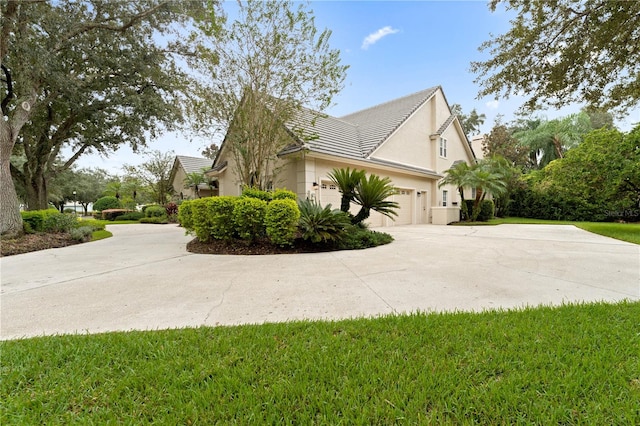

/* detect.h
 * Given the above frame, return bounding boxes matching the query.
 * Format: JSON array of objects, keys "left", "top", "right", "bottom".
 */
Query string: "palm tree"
[
  {"left": 438, "top": 161, "right": 473, "bottom": 220},
  {"left": 183, "top": 170, "right": 207, "bottom": 198},
  {"left": 328, "top": 167, "right": 365, "bottom": 212},
  {"left": 514, "top": 113, "right": 592, "bottom": 168},
  {"left": 468, "top": 159, "right": 508, "bottom": 221},
  {"left": 352, "top": 174, "right": 399, "bottom": 225}
]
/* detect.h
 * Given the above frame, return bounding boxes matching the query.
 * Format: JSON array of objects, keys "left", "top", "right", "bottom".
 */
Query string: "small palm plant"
[
  {"left": 438, "top": 161, "right": 473, "bottom": 220},
  {"left": 298, "top": 198, "right": 351, "bottom": 244},
  {"left": 352, "top": 174, "right": 399, "bottom": 225},
  {"left": 328, "top": 168, "right": 366, "bottom": 212}
]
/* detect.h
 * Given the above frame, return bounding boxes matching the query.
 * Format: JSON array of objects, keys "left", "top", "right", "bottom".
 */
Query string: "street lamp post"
[{"left": 73, "top": 191, "right": 77, "bottom": 216}]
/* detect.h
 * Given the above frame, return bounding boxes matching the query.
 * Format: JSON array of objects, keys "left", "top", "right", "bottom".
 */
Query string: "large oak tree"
[
  {"left": 472, "top": 0, "right": 640, "bottom": 114},
  {"left": 0, "top": 0, "right": 218, "bottom": 236}
]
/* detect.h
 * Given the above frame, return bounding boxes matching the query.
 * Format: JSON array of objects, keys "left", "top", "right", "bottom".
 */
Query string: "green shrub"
[
  {"left": 177, "top": 200, "right": 194, "bottom": 231},
  {"left": 69, "top": 226, "right": 93, "bottom": 242},
  {"left": 77, "top": 219, "right": 105, "bottom": 231},
  {"left": 265, "top": 199, "right": 300, "bottom": 247},
  {"left": 272, "top": 188, "right": 297, "bottom": 201},
  {"left": 114, "top": 211, "right": 144, "bottom": 221},
  {"left": 93, "top": 196, "right": 121, "bottom": 212},
  {"left": 478, "top": 200, "right": 495, "bottom": 222},
  {"left": 298, "top": 198, "right": 350, "bottom": 244},
  {"left": 140, "top": 216, "right": 169, "bottom": 224},
  {"left": 191, "top": 196, "right": 237, "bottom": 242},
  {"left": 337, "top": 226, "right": 394, "bottom": 250},
  {"left": 145, "top": 205, "right": 167, "bottom": 218},
  {"left": 101, "top": 209, "right": 132, "bottom": 221},
  {"left": 233, "top": 197, "right": 267, "bottom": 241},
  {"left": 242, "top": 187, "right": 273, "bottom": 202},
  {"left": 43, "top": 213, "right": 78, "bottom": 233},
  {"left": 21, "top": 209, "right": 62, "bottom": 232}
]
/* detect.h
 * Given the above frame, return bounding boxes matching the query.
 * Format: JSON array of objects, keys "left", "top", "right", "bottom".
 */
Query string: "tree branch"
[{"left": 54, "top": 2, "right": 169, "bottom": 52}]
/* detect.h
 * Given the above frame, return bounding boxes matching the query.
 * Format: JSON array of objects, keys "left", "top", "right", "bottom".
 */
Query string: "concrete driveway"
[{"left": 1, "top": 223, "right": 638, "bottom": 340}]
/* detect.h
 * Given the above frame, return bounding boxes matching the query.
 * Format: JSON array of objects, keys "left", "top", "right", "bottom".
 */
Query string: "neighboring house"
[
  {"left": 169, "top": 155, "right": 216, "bottom": 200},
  {"left": 208, "top": 86, "right": 477, "bottom": 225}
]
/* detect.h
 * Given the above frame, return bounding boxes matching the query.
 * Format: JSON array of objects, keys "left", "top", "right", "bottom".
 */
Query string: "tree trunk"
[
  {"left": 0, "top": 122, "right": 23, "bottom": 237},
  {"left": 24, "top": 170, "right": 49, "bottom": 210}
]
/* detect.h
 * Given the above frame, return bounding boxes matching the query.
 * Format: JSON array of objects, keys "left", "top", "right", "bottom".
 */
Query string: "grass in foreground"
[
  {"left": 457, "top": 217, "right": 640, "bottom": 245},
  {"left": 2, "top": 301, "right": 639, "bottom": 424}
]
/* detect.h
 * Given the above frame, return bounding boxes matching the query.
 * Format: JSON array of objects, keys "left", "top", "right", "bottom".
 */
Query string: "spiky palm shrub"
[
  {"left": 352, "top": 174, "right": 399, "bottom": 225},
  {"left": 328, "top": 168, "right": 366, "bottom": 212},
  {"left": 298, "top": 198, "right": 351, "bottom": 244}
]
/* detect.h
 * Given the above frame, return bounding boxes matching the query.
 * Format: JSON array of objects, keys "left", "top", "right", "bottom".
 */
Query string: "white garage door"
[
  {"left": 394, "top": 189, "right": 413, "bottom": 225},
  {"left": 319, "top": 181, "right": 341, "bottom": 210}
]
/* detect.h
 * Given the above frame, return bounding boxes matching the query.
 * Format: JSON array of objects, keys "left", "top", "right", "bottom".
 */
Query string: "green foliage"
[
  {"left": 336, "top": 226, "right": 394, "bottom": 250},
  {"left": 114, "top": 212, "right": 144, "bottom": 221},
  {"left": 20, "top": 209, "right": 62, "bottom": 233},
  {"left": 472, "top": 0, "right": 640, "bottom": 114},
  {"left": 272, "top": 188, "right": 297, "bottom": 201},
  {"left": 233, "top": 197, "right": 268, "bottom": 241},
  {"left": 478, "top": 200, "right": 495, "bottom": 222},
  {"left": 139, "top": 216, "right": 169, "bottom": 224},
  {"left": 69, "top": 226, "right": 93, "bottom": 242},
  {"left": 93, "top": 196, "right": 121, "bottom": 212},
  {"left": 264, "top": 199, "right": 300, "bottom": 247},
  {"left": 202, "top": 0, "right": 347, "bottom": 189},
  {"left": 297, "top": 199, "right": 351, "bottom": 244},
  {"left": 509, "top": 126, "right": 640, "bottom": 222},
  {"left": 101, "top": 209, "right": 133, "bottom": 221},
  {"left": 191, "top": 197, "right": 238, "bottom": 242},
  {"left": 241, "top": 187, "right": 273, "bottom": 202},
  {"left": 124, "top": 151, "right": 176, "bottom": 205},
  {"left": 144, "top": 206, "right": 167, "bottom": 218},
  {"left": 177, "top": 200, "right": 194, "bottom": 231},
  {"left": 43, "top": 213, "right": 78, "bottom": 233},
  {"left": 352, "top": 174, "right": 399, "bottom": 225},
  {"left": 328, "top": 167, "right": 366, "bottom": 212},
  {"left": 76, "top": 219, "right": 106, "bottom": 232}
]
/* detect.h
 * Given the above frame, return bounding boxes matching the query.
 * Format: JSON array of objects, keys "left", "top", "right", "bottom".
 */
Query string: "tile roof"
[
  {"left": 287, "top": 86, "right": 441, "bottom": 162},
  {"left": 175, "top": 156, "right": 213, "bottom": 174}
]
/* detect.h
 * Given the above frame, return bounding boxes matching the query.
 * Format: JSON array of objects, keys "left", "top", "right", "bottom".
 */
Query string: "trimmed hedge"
[
  {"left": 20, "top": 209, "right": 82, "bottom": 234},
  {"left": 233, "top": 197, "right": 268, "bottom": 241},
  {"left": 191, "top": 196, "right": 237, "bottom": 242},
  {"left": 145, "top": 206, "right": 167, "bottom": 218},
  {"left": 242, "top": 187, "right": 272, "bottom": 202},
  {"left": 272, "top": 188, "right": 297, "bottom": 201},
  {"left": 265, "top": 199, "right": 300, "bottom": 247},
  {"left": 178, "top": 200, "right": 194, "bottom": 231}
]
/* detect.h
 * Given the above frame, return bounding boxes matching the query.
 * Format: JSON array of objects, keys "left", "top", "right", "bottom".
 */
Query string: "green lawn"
[
  {"left": 2, "top": 302, "right": 639, "bottom": 424},
  {"left": 463, "top": 217, "right": 640, "bottom": 245}
]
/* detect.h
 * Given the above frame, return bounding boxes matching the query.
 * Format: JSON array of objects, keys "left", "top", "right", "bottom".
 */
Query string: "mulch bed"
[
  {"left": 1, "top": 233, "right": 81, "bottom": 257},
  {"left": 186, "top": 237, "right": 335, "bottom": 255}
]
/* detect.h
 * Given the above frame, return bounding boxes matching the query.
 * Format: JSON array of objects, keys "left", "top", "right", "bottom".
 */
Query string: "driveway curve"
[{"left": 1, "top": 223, "right": 638, "bottom": 340}]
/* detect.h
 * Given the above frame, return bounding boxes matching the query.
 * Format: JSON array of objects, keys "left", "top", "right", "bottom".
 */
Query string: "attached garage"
[
  {"left": 393, "top": 188, "right": 413, "bottom": 225},
  {"left": 319, "top": 181, "right": 341, "bottom": 210}
]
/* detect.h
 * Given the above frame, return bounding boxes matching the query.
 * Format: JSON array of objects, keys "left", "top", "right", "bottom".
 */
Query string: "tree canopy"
[
  {"left": 197, "top": 0, "right": 348, "bottom": 190},
  {"left": 0, "top": 0, "right": 218, "bottom": 236},
  {"left": 472, "top": 0, "right": 640, "bottom": 114}
]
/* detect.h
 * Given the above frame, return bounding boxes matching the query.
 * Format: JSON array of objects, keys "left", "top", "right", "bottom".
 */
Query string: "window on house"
[
  {"left": 439, "top": 137, "right": 447, "bottom": 158},
  {"left": 442, "top": 190, "right": 448, "bottom": 207},
  {"left": 321, "top": 183, "right": 327, "bottom": 190},
  {"left": 471, "top": 187, "right": 477, "bottom": 200}
]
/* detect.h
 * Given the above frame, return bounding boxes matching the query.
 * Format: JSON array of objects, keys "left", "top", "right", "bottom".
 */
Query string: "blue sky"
[{"left": 76, "top": 0, "right": 639, "bottom": 174}]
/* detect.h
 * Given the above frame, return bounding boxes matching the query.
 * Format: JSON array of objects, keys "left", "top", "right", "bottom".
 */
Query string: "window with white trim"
[
  {"left": 439, "top": 137, "right": 447, "bottom": 158},
  {"left": 442, "top": 190, "right": 448, "bottom": 207}
]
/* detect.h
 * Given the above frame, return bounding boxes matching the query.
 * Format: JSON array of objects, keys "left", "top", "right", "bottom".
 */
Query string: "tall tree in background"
[
  {"left": 483, "top": 123, "right": 532, "bottom": 169},
  {"left": 0, "top": 0, "right": 218, "bottom": 236},
  {"left": 451, "top": 104, "right": 486, "bottom": 138},
  {"left": 472, "top": 0, "right": 640, "bottom": 114},
  {"left": 513, "top": 113, "right": 592, "bottom": 168},
  {"left": 201, "top": 143, "right": 220, "bottom": 160},
  {"left": 198, "top": 0, "right": 348, "bottom": 190},
  {"left": 123, "top": 150, "right": 175, "bottom": 205}
]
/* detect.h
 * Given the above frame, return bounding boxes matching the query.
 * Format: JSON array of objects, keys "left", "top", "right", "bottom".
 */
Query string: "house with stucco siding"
[
  {"left": 169, "top": 155, "right": 216, "bottom": 200},
  {"left": 207, "top": 86, "right": 476, "bottom": 225}
]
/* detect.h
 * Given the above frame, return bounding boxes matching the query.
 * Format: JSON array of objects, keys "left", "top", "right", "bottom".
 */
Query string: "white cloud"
[
  {"left": 485, "top": 100, "right": 500, "bottom": 110},
  {"left": 361, "top": 26, "right": 399, "bottom": 50}
]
